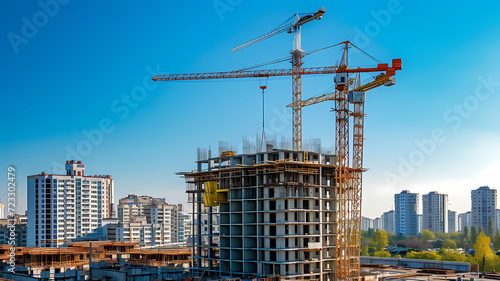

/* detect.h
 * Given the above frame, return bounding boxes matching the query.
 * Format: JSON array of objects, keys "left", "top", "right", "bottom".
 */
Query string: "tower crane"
[
  {"left": 152, "top": 9, "right": 402, "bottom": 279},
  {"left": 287, "top": 43, "right": 401, "bottom": 280},
  {"left": 231, "top": 6, "right": 324, "bottom": 151}
]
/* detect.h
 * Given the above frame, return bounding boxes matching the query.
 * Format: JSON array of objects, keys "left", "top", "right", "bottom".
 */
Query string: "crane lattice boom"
[{"left": 152, "top": 60, "right": 400, "bottom": 82}]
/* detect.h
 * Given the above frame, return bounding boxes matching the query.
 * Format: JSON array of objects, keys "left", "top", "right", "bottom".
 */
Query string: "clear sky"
[{"left": 1, "top": 1, "right": 500, "bottom": 218}]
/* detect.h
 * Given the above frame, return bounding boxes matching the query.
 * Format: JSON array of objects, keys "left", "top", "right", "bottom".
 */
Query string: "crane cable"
[
  {"left": 236, "top": 42, "right": 381, "bottom": 72},
  {"left": 259, "top": 77, "right": 269, "bottom": 151}
]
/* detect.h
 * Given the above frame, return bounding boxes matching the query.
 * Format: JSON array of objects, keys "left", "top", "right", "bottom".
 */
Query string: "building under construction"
[
  {"left": 184, "top": 147, "right": 338, "bottom": 280},
  {"left": 156, "top": 6, "right": 402, "bottom": 280}
]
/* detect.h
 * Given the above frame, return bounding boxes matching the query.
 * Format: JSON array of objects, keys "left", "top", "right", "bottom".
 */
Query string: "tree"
[
  {"left": 440, "top": 249, "right": 467, "bottom": 262},
  {"left": 361, "top": 246, "right": 369, "bottom": 256},
  {"left": 449, "top": 231, "right": 461, "bottom": 241},
  {"left": 433, "top": 239, "right": 444, "bottom": 249},
  {"left": 368, "top": 246, "right": 376, "bottom": 256},
  {"left": 479, "top": 227, "right": 484, "bottom": 236},
  {"left": 493, "top": 233, "right": 500, "bottom": 251},
  {"left": 474, "top": 232, "right": 493, "bottom": 271},
  {"left": 387, "top": 232, "right": 397, "bottom": 245},
  {"left": 373, "top": 251, "right": 391, "bottom": 257},
  {"left": 372, "top": 229, "right": 389, "bottom": 251},
  {"left": 449, "top": 231, "right": 462, "bottom": 248},
  {"left": 362, "top": 237, "right": 373, "bottom": 247},
  {"left": 435, "top": 231, "right": 449, "bottom": 241},
  {"left": 406, "top": 251, "right": 441, "bottom": 261},
  {"left": 484, "top": 254, "right": 500, "bottom": 273},
  {"left": 403, "top": 236, "right": 426, "bottom": 251},
  {"left": 471, "top": 226, "right": 478, "bottom": 244},
  {"left": 367, "top": 228, "right": 374, "bottom": 238},
  {"left": 489, "top": 219, "right": 494, "bottom": 239},
  {"left": 442, "top": 239, "right": 457, "bottom": 249},
  {"left": 463, "top": 226, "right": 470, "bottom": 241},
  {"left": 421, "top": 229, "right": 435, "bottom": 241}
]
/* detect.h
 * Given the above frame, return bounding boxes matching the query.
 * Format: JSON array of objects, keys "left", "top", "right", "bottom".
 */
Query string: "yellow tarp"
[
  {"left": 203, "top": 181, "right": 229, "bottom": 206},
  {"left": 203, "top": 181, "right": 219, "bottom": 206},
  {"left": 216, "top": 189, "right": 229, "bottom": 203}
]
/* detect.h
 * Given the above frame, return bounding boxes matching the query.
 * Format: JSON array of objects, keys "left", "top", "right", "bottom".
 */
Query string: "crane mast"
[
  {"left": 230, "top": 7, "right": 325, "bottom": 151},
  {"left": 291, "top": 44, "right": 303, "bottom": 151}
]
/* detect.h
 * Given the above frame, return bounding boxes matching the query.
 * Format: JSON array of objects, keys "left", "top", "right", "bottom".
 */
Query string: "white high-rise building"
[
  {"left": 422, "top": 191, "right": 448, "bottom": 233},
  {"left": 471, "top": 186, "right": 497, "bottom": 232},
  {"left": 27, "top": 160, "right": 114, "bottom": 247},
  {"left": 372, "top": 217, "right": 381, "bottom": 230},
  {"left": 361, "top": 216, "right": 373, "bottom": 231},
  {"left": 458, "top": 211, "right": 472, "bottom": 232},
  {"left": 448, "top": 210, "right": 458, "bottom": 233},
  {"left": 179, "top": 213, "right": 192, "bottom": 243},
  {"left": 418, "top": 213, "right": 423, "bottom": 234},
  {"left": 118, "top": 195, "right": 154, "bottom": 223},
  {"left": 115, "top": 194, "right": 187, "bottom": 245},
  {"left": 382, "top": 210, "right": 395, "bottom": 234},
  {"left": 395, "top": 190, "right": 419, "bottom": 237}
]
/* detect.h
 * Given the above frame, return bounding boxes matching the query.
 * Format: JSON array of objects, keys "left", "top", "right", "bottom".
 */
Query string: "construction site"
[
  {"left": 0, "top": 242, "right": 190, "bottom": 280},
  {"left": 151, "top": 6, "right": 402, "bottom": 281}
]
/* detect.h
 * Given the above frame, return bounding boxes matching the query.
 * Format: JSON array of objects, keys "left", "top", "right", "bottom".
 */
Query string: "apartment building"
[
  {"left": 381, "top": 210, "right": 395, "bottom": 234},
  {"left": 372, "top": 217, "right": 381, "bottom": 230},
  {"left": 361, "top": 216, "right": 373, "bottom": 231},
  {"left": 27, "top": 161, "right": 114, "bottom": 247},
  {"left": 0, "top": 216, "right": 28, "bottom": 246},
  {"left": 422, "top": 191, "right": 448, "bottom": 233},
  {"left": 395, "top": 190, "right": 419, "bottom": 237},
  {"left": 471, "top": 186, "right": 497, "bottom": 232},
  {"left": 448, "top": 210, "right": 457, "bottom": 233},
  {"left": 458, "top": 211, "right": 472, "bottom": 232},
  {"left": 112, "top": 194, "right": 188, "bottom": 245}
]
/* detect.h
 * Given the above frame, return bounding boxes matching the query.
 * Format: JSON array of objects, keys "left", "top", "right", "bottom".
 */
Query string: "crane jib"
[{"left": 151, "top": 60, "right": 401, "bottom": 81}]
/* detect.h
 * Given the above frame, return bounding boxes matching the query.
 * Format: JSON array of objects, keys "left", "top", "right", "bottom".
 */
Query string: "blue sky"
[{"left": 1, "top": 0, "right": 500, "bottom": 218}]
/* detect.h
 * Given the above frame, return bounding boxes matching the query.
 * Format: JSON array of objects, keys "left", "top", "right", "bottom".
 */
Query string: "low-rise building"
[{"left": 0, "top": 218, "right": 28, "bottom": 247}]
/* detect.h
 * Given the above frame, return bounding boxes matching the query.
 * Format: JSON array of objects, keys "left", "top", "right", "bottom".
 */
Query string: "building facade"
[
  {"left": 382, "top": 210, "right": 395, "bottom": 234},
  {"left": 0, "top": 217, "right": 28, "bottom": 246},
  {"left": 495, "top": 209, "right": 500, "bottom": 235},
  {"left": 372, "top": 217, "right": 381, "bottom": 230},
  {"left": 471, "top": 186, "right": 497, "bottom": 232},
  {"left": 458, "top": 211, "right": 472, "bottom": 232},
  {"left": 27, "top": 161, "right": 114, "bottom": 247},
  {"left": 395, "top": 190, "right": 419, "bottom": 237},
  {"left": 422, "top": 191, "right": 448, "bottom": 233},
  {"left": 115, "top": 194, "right": 188, "bottom": 245},
  {"left": 448, "top": 210, "right": 457, "bottom": 233},
  {"left": 361, "top": 216, "right": 373, "bottom": 231},
  {"left": 185, "top": 149, "right": 337, "bottom": 280},
  {"left": 103, "top": 222, "right": 170, "bottom": 247}
]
